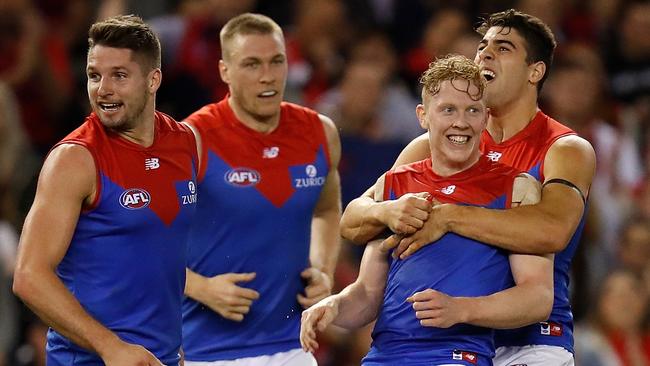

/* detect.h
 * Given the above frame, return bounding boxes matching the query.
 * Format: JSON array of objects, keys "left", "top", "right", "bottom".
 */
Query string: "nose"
[
  {"left": 259, "top": 63, "right": 276, "bottom": 84},
  {"left": 97, "top": 78, "right": 113, "bottom": 96},
  {"left": 476, "top": 46, "right": 493, "bottom": 62},
  {"left": 451, "top": 119, "right": 469, "bottom": 129}
]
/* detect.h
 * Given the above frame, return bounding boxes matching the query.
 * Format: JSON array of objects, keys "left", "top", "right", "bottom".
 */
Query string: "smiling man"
[
  {"left": 340, "top": 9, "right": 596, "bottom": 366},
  {"left": 180, "top": 13, "right": 342, "bottom": 366},
  {"left": 300, "top": 55, "right": 553, "bottom": 366},
  {"left": 12, "top": 15, "right": 198, "bottom": 366}
]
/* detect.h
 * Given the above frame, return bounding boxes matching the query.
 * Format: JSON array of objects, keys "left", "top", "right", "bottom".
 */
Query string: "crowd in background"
[{"left": 0, "top": 0, "right": 649, "bottom": 365}]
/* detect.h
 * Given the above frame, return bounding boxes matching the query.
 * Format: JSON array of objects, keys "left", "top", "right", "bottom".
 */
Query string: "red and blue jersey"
[
  {"left": 481, "top": 110, "right": 583, "bottom": 353},
  {"left": 46, "top": 112, "right": 198, "bottom": 366},
  {"left": 182, "top": 98, "right": 330, "bottom": 361},
  {"left": 364, "top": 156, "right": 520, "bottom": 366}
]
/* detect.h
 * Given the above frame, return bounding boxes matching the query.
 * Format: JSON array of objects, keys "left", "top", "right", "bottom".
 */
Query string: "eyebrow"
[
  {"left": 86, "top": 66, "right": 129, "bottom": 73},
  {"left": 480, "top": 38, "right": 517, "bottom": 49}
]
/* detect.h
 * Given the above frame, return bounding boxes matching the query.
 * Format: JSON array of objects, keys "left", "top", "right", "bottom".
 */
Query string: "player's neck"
[
  {"left": 228, "top": 97, "right": 280, "bottom": 134},
  {"left": 486, "top": 94, "right": 539, "bottom": 143},
  {"left": 115, "top": 107, "right": 156, "bottom": 147}
]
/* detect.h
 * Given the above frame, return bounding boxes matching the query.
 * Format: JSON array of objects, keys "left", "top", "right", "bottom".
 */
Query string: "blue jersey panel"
[
  {"left": 182, "top": 147, "right": 329, "bottom": 361},
  {"left": 47, "top": 174, "right": 195, "bottom": 366}
]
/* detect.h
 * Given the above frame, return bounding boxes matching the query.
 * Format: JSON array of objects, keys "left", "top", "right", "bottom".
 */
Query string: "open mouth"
[
  {"left": 258, "top": 90, "right": 277, "bottom": 98},
  {"left": 481, "top": 70, "right": 495, "bottom": 82},
  {"left": 99, "top": 102, "right": 123, "bottom": 112},
  {"left": 448, "top": 135, "right": 470, "bottom": 144}
]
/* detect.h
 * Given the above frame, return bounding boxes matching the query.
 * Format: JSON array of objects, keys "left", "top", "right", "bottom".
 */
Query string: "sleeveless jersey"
[
  {"left": 182, "top": 98, "right": 330, "bottom": 361},
  {"left": 46, "top": 112, "right": 198, "bottom": 365},
  {"left": 364, "top": 156, "right": 520, "bottom": 366},
  {"left": 481, "top": 110, "right": 584, "bottom": 353}
]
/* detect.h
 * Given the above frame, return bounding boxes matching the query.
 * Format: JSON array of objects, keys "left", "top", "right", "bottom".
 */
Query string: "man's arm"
[
  {"left": 392, "top": 135, "right": 596, "bottom": 256},
  {"left": 340, "top": 133, "right": 432, "bottom": 243},
  {"left": 300, "top": 240, "right": 389, "bottom": 352},
  {"left": 298, "top": 115, "right": 342, "bottom": 308},
  {"left": 184, "top": 269, "right": 260, "bottom": 322},
  {"left": 408, "top": 174, "right": 554, "bottom": 328},
  {"left": 12, "top": 144, "right": 162, "bottom": 365}
]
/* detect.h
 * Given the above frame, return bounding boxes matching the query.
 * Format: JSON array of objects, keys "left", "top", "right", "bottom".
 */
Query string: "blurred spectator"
[
  {"left": 402, "top": 7, "right": 471, "bottom": 90},
  {"left": 543, "top": 44, "right": 644, "bottom": 290},
  {"left": 0, "top": 217, "right": 18, "bottom": 366},
  {"left": 604, "top": 0, "right": 650, "bottom": 104},
  {"left": 0, "top": 0, "right": 76, "bottom": 154},
  {"left": 617, "top": 218, "right": 650, "bottom": 280},
  {"left": 575, "top": 270, "right": 650, "bottom": 366},
  {"left": 151, "top": 0, "right": 258, "bottom": 119},
  {"left": 284, "top": 0, "right": 350, "bottom": 106},
  {"left": 516, "top": 0, "right": 568, "bottom": 42},
  {"left": 448, "top": 31, "right": 482, "bottom": 60},
  {"left": 326, "top": 31, "right": 421, "bottom": 143},
  {"left": 0, "top": 82, "right": 39, "bottom": 230},
  {"left": 96, "top": 0, "right": 178, "bottom": 20}
]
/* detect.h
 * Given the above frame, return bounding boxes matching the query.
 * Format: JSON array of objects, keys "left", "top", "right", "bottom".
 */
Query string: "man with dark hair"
[
  {"left": 13, "top": 15, "right": 198, "bottom": 366},
  {"left": 181, "top": 12, "right": 342, "bottom": 366},
  {"left": 302, "top": 54, "right": 553, "bottom": 366},
  {"left": 341, "top": 9, "right": 595, "bottom": 366}
]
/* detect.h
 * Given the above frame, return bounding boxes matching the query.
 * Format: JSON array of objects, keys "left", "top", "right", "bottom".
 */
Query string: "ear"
[
  {"left": 416, "top": 104, "right": 427, "bottom": 130},
  {"left": 149, "top": 68, "right": 162, "bottom": 93},
  {"left": 529, "top": 61, "right": 546, "bottom": 85},
  {"left": 219, "top": 59, "right": 229, "bottom": 84}
]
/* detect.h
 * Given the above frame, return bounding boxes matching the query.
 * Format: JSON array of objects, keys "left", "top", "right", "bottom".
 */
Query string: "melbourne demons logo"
[
  {"left": 119, "top": 188, "right": 151, "bottom": 209},
  {"left": 225, "top": 168, "right": 260, "bottom": 187}
]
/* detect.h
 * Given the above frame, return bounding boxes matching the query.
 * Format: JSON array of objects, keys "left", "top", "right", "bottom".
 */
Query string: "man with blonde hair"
[
  {"left": 181, "top": 13, "right": 342, "bottom": 366},
  {"left": 301, "top": 55, "right": 553, "bottom": 366}
]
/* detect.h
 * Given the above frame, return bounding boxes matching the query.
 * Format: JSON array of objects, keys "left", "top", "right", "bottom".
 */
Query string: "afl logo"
[
  {"left": 119, "top": 188, "right": 151, "bottom": 209},
  {"left": 225, "top": 168, "right": 260, "bottom": 187}
]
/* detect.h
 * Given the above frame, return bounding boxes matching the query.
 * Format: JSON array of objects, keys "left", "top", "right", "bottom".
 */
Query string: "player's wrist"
[
  {"left": 185, "top": 270, "right": 207, "bottom": 302},
  {"left": 435, "top": 204, "right": 454, "bottom": 233},
  {"left": 94, "top": 331, "right": 124, "bottom": 360},
  {"left": 373, "top": 201, "right": 392, "bottom": 226}
]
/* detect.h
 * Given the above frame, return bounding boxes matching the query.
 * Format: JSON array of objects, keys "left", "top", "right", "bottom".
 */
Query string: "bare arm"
[
  {"left": 393, "top": 135, "right": 596, "bottom": 256},
  {"left": 340, "top": 133, "right": 432, "bottom": 243},
  {"left": 408, "top": 174, "right": 554, "bottom": 328},
  {"left": 12, "top": 144, "right": 161, "bottom": 364},
  {"left": 181, "top": 121, "right": 203, "bottom": 177},
  {"left": 185, "top": 269, "right": 260, "bottom": 322},
  {"left": 298, "top": 115, "right": 343, "bottom": 308},
  {"left": 300, "top": 240, "right": 389, "bottom": 352}
]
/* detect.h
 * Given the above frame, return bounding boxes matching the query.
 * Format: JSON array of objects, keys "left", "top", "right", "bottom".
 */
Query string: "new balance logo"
[
  {"left": 263, "top": 147, "right": 279, "bottom": 159},
  {"left": 440, "top": 185, "right": 456, "bottom": 195},
  {"left": 486, "top": 151, "right": 502, "bottom": 162},
  {"left": 145, "top": 158, "right": 160, "bottom": 170}
]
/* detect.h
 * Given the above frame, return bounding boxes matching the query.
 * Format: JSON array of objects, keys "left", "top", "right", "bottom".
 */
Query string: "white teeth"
[
  {"left": 100, "top": 103, "right": 121, "bottom": 111},
  {"left": 448, "top": 135, "right": 469, "bottom": 144},
  {"left": 481, "top": 70, "right": 495, "bottom": 80},
  {"left": 259, "top": 91, "right": 277, "bottom": 97}
]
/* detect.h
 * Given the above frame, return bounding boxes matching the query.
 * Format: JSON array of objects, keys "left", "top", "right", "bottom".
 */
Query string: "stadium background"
[{"left": 0, "top": 0, "right": 649, "bottom": 364}]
